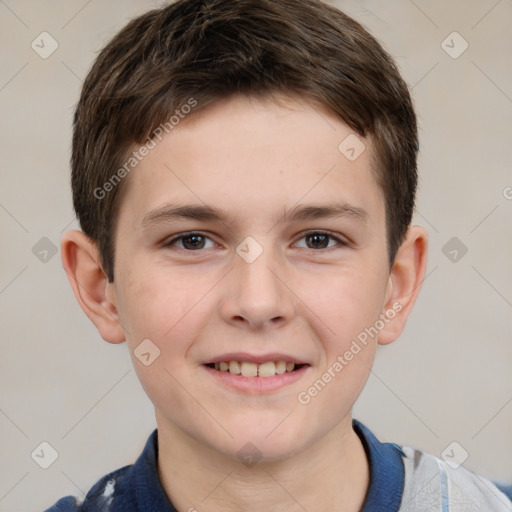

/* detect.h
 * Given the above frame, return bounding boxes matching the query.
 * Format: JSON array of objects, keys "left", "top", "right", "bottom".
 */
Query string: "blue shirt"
[{"left": 44, "top": 419, "right": 511, "bottom": 511}]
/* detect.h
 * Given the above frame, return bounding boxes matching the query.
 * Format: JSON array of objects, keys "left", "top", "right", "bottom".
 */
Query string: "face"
[{"left": 109, "top": 94, "right": 394, "bottom": 461}]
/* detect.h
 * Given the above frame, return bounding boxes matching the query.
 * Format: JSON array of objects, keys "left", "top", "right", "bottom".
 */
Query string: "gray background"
[{"left": 1, "top": 0, "right": 511, "bottom": 510}]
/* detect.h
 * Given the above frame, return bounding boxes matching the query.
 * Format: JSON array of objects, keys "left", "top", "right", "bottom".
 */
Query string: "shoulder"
[
  {"left": 44, "top": 429, "right": 176, "bottom": 512},
  {"left": 399, "top": 445, "right": 512, "bottom": 512},
  {"left": 44, "top": 465, "right": 133, "bottom": 512}
]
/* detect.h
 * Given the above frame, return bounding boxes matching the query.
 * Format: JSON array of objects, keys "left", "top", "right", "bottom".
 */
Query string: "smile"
[
  {"left": 202, "top": 358, "right": 310, "bottom": 394},
  {"left": 205, "top": 360, "right": 306, "bottom": 377}
]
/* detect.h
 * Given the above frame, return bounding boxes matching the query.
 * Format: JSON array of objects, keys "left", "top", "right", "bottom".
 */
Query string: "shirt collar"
[
  {"left": 353, "top": 419, "right": 406, "bottom": 511},
  {"left": 131, "top": 429, "right": 178, "bottom": 511},
  {"left": 130, "top": 419, "right": 405, "bottom": 511}
]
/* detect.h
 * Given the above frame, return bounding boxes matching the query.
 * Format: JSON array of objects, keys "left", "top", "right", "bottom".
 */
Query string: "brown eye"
[
  {"left": 180, "top": 235, "right": 206, "bottom": 250},
  {"left": 295, "top": 231, "right": 345, "bottom": 250},
  {"left": 306, "top": 233, "right": 330, "bottom": 249},
  {"left": 164, "top": 232, "right": 215, "bottom": 251}
]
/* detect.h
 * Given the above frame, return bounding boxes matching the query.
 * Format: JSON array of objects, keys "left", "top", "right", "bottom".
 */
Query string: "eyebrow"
[{"left": 141, "top": 202, "right": 369, "bottom": 228}]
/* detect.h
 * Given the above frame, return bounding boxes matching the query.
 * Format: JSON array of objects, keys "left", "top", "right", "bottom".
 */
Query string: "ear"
[
  {"left": 60, "top": 230, "right": 125, "bottom": 344},
  {"left": 378, "top": 225, "right": 428, "bottom": 345}
]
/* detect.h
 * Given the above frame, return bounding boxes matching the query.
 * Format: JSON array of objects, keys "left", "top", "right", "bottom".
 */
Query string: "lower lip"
[{"left": 202, "top": 365, "right": 310, "bottom": 394}]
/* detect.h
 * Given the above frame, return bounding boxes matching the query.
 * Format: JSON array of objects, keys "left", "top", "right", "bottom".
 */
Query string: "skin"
[{"left": 61, "top": 94, "right": 428, "bottom": 512}]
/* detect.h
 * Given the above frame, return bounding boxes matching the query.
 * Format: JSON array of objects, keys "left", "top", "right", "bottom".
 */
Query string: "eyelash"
[{"left": 162, "top": 231, "right": 348, "bottom": 252}]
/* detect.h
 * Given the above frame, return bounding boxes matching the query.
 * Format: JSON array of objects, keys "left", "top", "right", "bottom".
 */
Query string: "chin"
[
  {"left": 212, "top": 437, "right": 306, "bottom": 466},
  {"left": 215, "top": 418, "right": 310, "bottom": 464}
]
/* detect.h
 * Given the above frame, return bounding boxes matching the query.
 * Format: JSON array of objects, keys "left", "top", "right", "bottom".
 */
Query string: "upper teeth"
[{"left": 214, "top": 361, "right": 296, "bottom": 377}]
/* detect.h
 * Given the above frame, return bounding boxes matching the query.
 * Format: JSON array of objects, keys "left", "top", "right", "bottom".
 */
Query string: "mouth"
[
  {"left": 202, "top": 356, "right": 310, "bottom": 394},
  {"left": 204, "top": 360, "right": 308, "bottom": 378}
]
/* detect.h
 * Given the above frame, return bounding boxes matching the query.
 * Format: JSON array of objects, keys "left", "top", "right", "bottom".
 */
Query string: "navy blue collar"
[
  {"left": 129, "top": 429, "right": 177, "bottom": 511},
  {"left": 353, "top": 419, "right": 405, "bottom": 511},
  {"left": 128, "top": 419, "right": 405, "bottom": 511}
]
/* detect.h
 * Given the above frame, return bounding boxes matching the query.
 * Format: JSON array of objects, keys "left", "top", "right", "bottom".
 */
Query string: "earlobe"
[
  {"left": 378, "top": 225, "right": 428, "bottom": 345},
  {"left": 60, "top": 230, "right": 126, "bottom": 344}
]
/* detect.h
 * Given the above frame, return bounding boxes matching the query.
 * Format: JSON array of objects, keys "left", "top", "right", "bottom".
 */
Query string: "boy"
[{"left": 48, "top": 0, "right": 511, "bottom": 510}]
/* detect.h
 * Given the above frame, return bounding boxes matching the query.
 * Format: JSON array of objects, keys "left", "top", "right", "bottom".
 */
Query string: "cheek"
[
  {"left": 121, "top": 269, "right": 205, "bottom": 410},
  {"left": 117, "top": 261, "right": 193, "bottom": 340},
  {"left": 296, "top": 272, "right": 381, "bottom": 410},
  {"left": 302, "top": 266, "right": 386, "bottom": 345}
]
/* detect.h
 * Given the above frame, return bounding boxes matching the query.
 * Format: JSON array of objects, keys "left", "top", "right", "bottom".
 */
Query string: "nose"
[{"left": 219, "top": 241, "right": 296, "bottom": 331}]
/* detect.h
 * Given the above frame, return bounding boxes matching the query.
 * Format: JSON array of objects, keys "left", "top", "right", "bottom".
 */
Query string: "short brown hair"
[{"left": 71, "top": 0, "right": 418, "bottom": 282}]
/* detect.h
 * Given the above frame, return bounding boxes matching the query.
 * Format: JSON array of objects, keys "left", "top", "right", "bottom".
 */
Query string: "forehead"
[{"left": 116, "top": 94, "right": 384, "bottom": 230}]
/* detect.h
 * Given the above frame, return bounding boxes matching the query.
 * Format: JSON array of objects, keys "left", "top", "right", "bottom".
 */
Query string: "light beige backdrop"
[{"left": 1, "top": 1, "right": 511, "bottom": 510}]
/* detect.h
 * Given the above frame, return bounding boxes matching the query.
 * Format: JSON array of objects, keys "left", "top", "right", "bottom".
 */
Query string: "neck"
[{"left": 155, "top": 412, "right": 370, "bottom": 512}]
